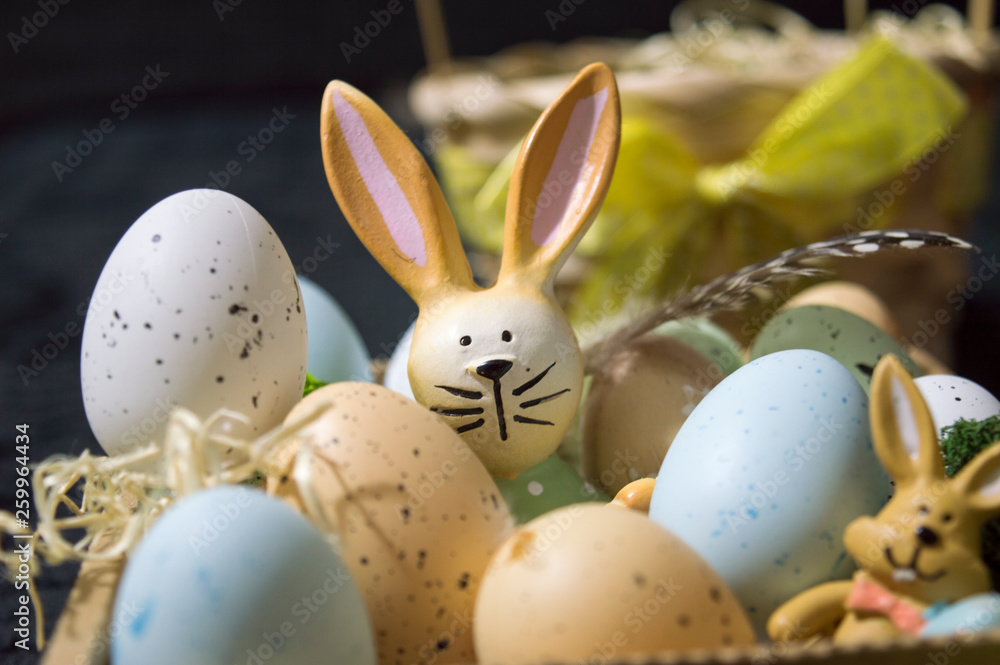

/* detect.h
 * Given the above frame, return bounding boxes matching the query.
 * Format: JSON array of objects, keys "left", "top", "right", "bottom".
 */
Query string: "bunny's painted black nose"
[
  {"left": 917, "top": 526, "right": 940, "bottom": 546},
  {"left": 477, "top": 359, "right": 513, "bottom": 381}
]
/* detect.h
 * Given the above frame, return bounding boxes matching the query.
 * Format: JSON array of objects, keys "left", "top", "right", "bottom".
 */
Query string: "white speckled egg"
[
  {"left": 298, "top": 275, "right": 371, "bottom": 383},
  {"left": 268, "top": 382, "right": 512, "bottom": 665},
  {"left": 383, "top": 320, "right": 415, "bottom": 399},
  {"left": 81, "top": 190, "right": 307, "bottom": 459},
  {"left": 111, "top": 486, "right": 375, "bottom": 665},
  {"left": 915, "top": 374, "right": 1000, "bottom": 435},
  {"left": 474, "top": 504, "right": 755, "bottom": 663},
  {"left": 649, "top": 349, "right": 889, "bottom": 635},
  {"left": 749, "top": 304, "right": 921, "bottom": 392}
]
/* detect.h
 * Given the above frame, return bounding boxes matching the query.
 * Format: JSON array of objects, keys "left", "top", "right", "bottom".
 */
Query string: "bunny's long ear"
[
  {"left": 870, "top": 355, "right": 944, "bottom": 485},
  {"left": 953, "top": 440, "right": 1000, "bottom": 517},
  {"left": 321, "top": 81, "right": 475, "bottom": 303},
  {"left": 498, "top": 63, "right": 620, "bottom": 291}
]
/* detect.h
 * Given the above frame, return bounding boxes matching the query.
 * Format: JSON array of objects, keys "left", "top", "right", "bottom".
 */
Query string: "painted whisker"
[
  {"left": 435, "top": 385, "right": 483, "bottom": 400},
  {"left": 513, "top": 415, "right": 554, "bottom": 426},
  {"left": 519, "top": 388, "right": 570, "bottom": 409},
  {"left": 512, "top": 362, "right": 556, "bottom": 396},
  {"left": 457, "top": 419, "right": 486, "bottom": 433},
  {"left": 431, "top": 407, "right": 485, "bottom": 417}
]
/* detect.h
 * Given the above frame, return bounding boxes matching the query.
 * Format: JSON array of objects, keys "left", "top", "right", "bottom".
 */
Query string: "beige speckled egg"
[
  {"left": 268, "top": 382, "right": 513, "bottom": 665},
  {"left": 783, "top": 281, "right": 900, "bottom": 339},
  {"left": 581, "top": 335, "right": 721, "bottom": 495},
  {"left": 474, "top": 504, "right": 755, "bottom": 663}
]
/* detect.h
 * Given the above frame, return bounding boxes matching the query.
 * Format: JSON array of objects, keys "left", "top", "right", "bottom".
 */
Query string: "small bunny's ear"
[
  {"left": 498, "top": 63, "right": 620, "bottom": 291},
  {"left": 954, "top": 440, "right": 1000, "bottom": 517},
  {"left": 321, "top": 81, "right": 475, "bottom": 303},
  {"left": 870, "top": 355, "right": 943, "bottom": 485}
]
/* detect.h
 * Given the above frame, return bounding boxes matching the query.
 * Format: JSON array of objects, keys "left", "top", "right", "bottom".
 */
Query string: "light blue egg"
[
  {"left": 922, "top": 593, "right": 1000, "bottom": 637},
  {"left": 648, "top": 349, "right": 889, "bottom": 636},
  {"left": 298, "top": 275, "right": 372, "bottom": 383},
  {"left": 383, "top": 320, "right": 415, "bottom": 399},
  {"left": 112, "top": 486, "right": 376, "bottom": 665}
]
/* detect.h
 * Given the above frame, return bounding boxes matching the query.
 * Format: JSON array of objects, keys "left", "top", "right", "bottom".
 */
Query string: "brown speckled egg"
[
  {"left": 581, "top": 335, "right": 721, "bottom": 496},
  {"left": 783, "top": 281, "right": 900, "bottom": 339},
  {"left": 474, "top": 504, "right": 755, "bottom": 663},
  {"left": 268, "top": 382, "right": 513, "bottom": 665}
]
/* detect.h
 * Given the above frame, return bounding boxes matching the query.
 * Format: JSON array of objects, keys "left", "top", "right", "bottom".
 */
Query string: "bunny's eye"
[
  {"left": 502, "top": 330, "right": 512, "bottom": 342},
  {"left": 918, "top": 505, "right": 930, "bottom": 515},
  {"left": 460, "top": 336, "right": 472, "bottom": 346},
  {"left": 942, "top": 513, "right": 953, "bottom": 522}
]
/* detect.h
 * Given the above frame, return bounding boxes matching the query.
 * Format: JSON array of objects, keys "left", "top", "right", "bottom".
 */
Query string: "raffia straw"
[{"left": 0, "top": 401, "right": 331, "bottom": 650}]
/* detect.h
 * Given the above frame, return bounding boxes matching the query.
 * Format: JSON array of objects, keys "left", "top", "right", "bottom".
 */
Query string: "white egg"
[
  {"left": 111, "top": 486, "right": 375, "bottom": 665},
  {"left": 915, "top": 374, "right": 1000, "bottom": 435},
  {"left": 383, "top": 320, "right": 415, "bottom": 399},
  {"left": 81, "top": 190, "right": 307, "bottom": 459},
  {"left": 298, "top": 275, "right": 371, "bottom": 383}
]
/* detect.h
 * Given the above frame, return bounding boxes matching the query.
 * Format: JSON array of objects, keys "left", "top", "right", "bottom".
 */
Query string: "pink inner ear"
[
  {"left": 891, "top": 376, "right": 921, "bottom": 460},
  {"left": 531, "top": 87, "right": 610, "bottom": 248},
  {"left": 331, "top": 89, "right": 427, "bottom": 267}
]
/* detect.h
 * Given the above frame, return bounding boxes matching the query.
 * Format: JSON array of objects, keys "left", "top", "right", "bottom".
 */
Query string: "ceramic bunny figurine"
[
  {"left": 320, "top": 64, "right": 620, "bottom": 479},
  {"left": 768, "top": 354, "right": 1000, "bottom": 646}
]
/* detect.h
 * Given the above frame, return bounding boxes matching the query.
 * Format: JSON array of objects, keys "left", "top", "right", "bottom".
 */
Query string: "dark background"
[{"left": 1, "top": 1, "right": 998, "bottom": 663}]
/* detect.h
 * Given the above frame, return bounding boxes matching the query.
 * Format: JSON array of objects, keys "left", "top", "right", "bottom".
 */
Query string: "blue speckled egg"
[
  {"left": 298, "top": 275, "right": 372, "bottom": 383},
  {"left": 921, "top": 593, "right": 1000, "bottom": 638},
  {"left": 648, "top": 349, "right": 889, "bottom": 636},
  {"left": 111, "top": 486, "right": 375, "bottom": 665}
]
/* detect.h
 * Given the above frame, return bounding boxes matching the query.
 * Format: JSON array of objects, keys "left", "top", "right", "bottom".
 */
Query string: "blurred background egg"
[
  {"left": 298, "top": 275, "right": 371, "bottom": 383},
  {"left": 915, "top": 374, "right": 1000, "bottom": 435},
  {"left": 649, "top": 349, "right": 889, "bottom": 635},
  {"left": 474, "top": 503, "right": 755, "bottom": 663},
  {"left": 581, "top": 335, "right": 722, "bottom": 496},
  {"left": 112, "top": 486, "right": 375, "bottom": 665},
  {"left": 383, "top": 320, "right": 415, "bottom": 399},
  {"left": 269, "top": 382, "right": 512, "bottom": 665},
  {"left": 80, "top": 190, "right": 307, "bottom": 460},
  {"left": 655, "top": 316, "right": 744, "bottom": 376},
  {"left": 783, "top": 281, "right": 901, "bottom": 339},
  {"left": 493, "top": 454, "right": 607, "bottom": 524},
  {"left": 749, "top": 304, "right": 921, "bottom": 392}
]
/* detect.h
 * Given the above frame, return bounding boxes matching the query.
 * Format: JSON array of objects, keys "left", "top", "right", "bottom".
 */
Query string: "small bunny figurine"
[
  {"left": 768, "top": 354, "right": 1000, "bottom": 646},
  {"left": 321, "top": 64, "right": 620, "bottom": 479}
]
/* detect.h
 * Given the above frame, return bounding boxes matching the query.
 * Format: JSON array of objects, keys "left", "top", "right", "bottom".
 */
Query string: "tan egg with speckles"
[
  {"left": 268, "top": 382, "right": 513, "bottom": 665},
  {"left": 783, "top": 281, "right": 901, "bottom": 338},
  {"left": 474, "top": 504, "right": 755, "bottom": 663},
  {"left": 581, "top": 335, "right": 721, "bottom": 496}
]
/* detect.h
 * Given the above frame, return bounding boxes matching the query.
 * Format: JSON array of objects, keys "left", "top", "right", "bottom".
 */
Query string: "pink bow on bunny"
[{"left": 846, "top": 573, "right": 927, "bottom": 636}]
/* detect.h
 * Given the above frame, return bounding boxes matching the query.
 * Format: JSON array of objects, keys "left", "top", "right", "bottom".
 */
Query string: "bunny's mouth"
[
  {"left": 885, "top": 547, "right": 946, "bottom": 583},
  {"left": 430, "top": 362, "right": 570, "bottom": 442}
]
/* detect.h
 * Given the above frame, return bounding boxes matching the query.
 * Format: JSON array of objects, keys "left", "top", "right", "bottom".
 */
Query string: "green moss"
[
  {"left": 940, "top": 415, "right": 1000, "bottom": 589},
  {"left": 302, "top": 372, "right": 329, "bottom": 397}
]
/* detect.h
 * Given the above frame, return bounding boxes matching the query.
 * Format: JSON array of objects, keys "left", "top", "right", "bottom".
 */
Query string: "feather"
[{"left": 581, "top": 230, "right": 978, "bottom": 374}]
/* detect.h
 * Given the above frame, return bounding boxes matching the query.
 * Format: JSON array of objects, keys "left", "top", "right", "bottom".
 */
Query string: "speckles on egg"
[
  {"left": 80, "top": 191, "right": 307, "bottom": 462},
  {"left": 268, "top": 383, "right": 511, "bottom": 665}
]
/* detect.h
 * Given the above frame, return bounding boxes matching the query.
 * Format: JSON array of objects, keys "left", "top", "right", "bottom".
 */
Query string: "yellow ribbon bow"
[{"left": 454, "top": 38, "right": 966, "bottom": 322}]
